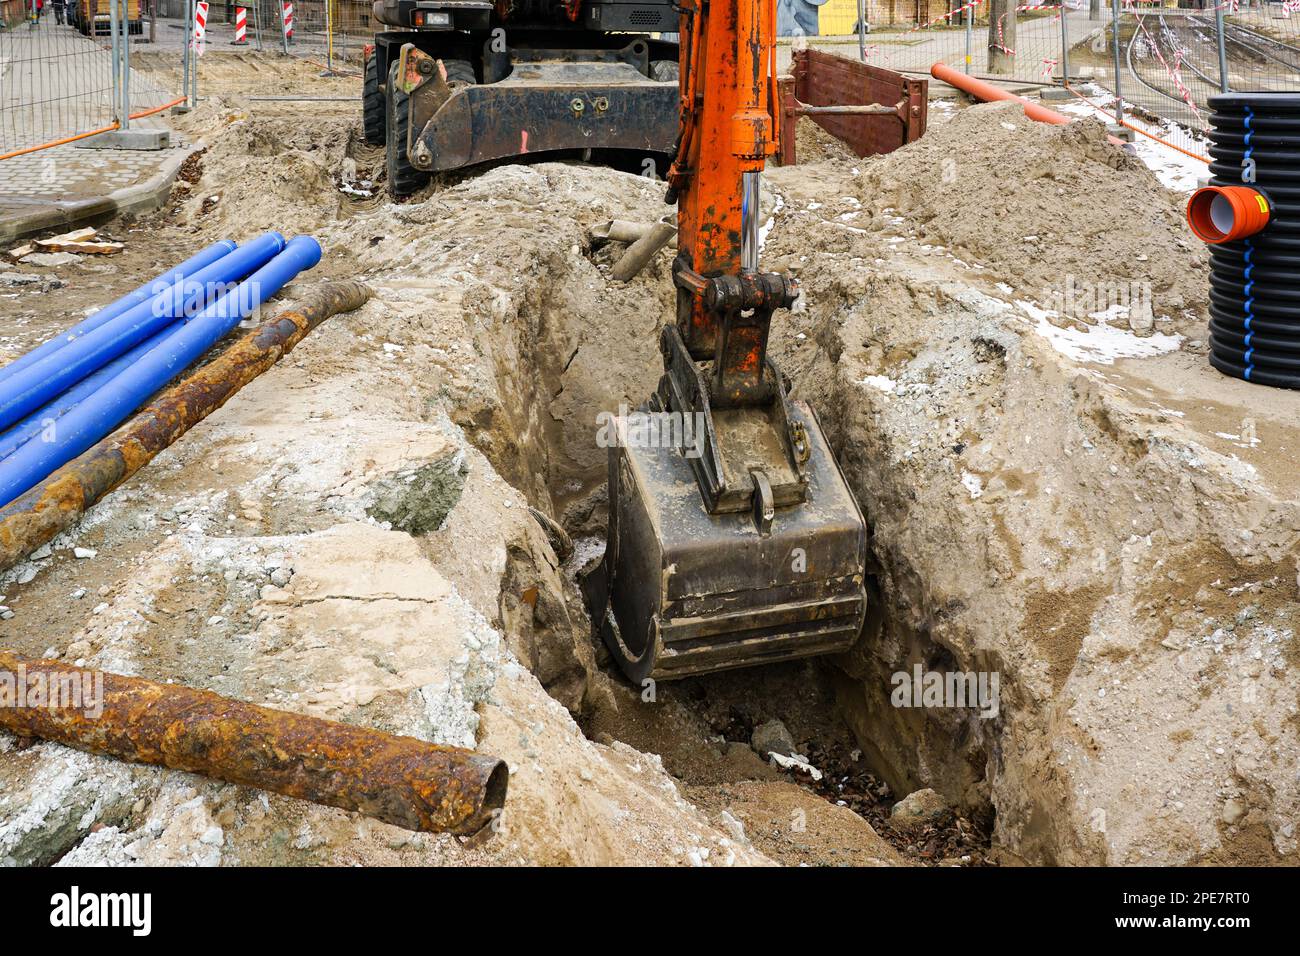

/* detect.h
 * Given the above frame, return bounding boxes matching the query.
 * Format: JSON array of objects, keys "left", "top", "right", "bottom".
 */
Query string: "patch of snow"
[
  {"left": 757, "top": 190, "right": 784, "bottom": 253},
  {"left": 1017, "top": 301, "right": 1183, "bottom": 365},
  {"left": 768, "top": 752, "right": 823, "bottom": 781}
]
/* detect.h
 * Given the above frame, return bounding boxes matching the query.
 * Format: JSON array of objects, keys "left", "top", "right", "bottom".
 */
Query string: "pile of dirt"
[
  {"left": 168, "top": 112, "right": 355, "bottom": 239},
  {"left": 793, "top": 116, "right": 860, "bottom": 165},
  {"left": 1, "top": 66, "right": 896, "bottom": 865},
  {"left": 847, "top": 102, "right": 1210, "bottom": 332},
  {"left": 759, "top": 104, "right": 1300, "bottom": 864}
]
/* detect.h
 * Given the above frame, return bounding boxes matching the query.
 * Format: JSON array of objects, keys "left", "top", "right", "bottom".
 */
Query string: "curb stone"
[{"left": 0, "top": 142, "right": 205, "bottom": 245}]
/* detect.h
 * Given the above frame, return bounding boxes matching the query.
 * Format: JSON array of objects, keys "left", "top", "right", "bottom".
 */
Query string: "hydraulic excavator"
[
  {"left": 367, "top": 0, "right": 681, "bottom": 198},
  {"left": 584, "top": 0, "right": 870, "bottom": 681}
]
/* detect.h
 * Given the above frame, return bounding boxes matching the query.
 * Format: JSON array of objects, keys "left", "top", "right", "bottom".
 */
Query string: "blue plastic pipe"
[
  {"left": 0, "top": 326, "right": 175, "bottom": 461},
  {"left": 0, "top": 240, "right": 238, "bottom": 385},
  {"left": 0, "top": 236, "right": 323, "bottom": 508},
  {"left": 0, "top": 231, "right": 285, "bottom": 435}
]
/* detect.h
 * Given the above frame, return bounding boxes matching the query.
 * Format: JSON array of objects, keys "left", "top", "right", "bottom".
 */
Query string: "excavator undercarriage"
[{"left": 366, "top": 1, "right": 680, "bottom": 197}]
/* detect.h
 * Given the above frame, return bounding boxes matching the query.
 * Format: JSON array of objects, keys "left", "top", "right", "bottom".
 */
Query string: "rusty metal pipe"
[
  {"left": 611, "top": 217, "right": 678, "bottom": 282},
  {"left": 793, "top": 102, "right": 899, "bottom": 116},
  {"left": 0, "top": 281, "right": 372, "bottom": 572},
  {"left": 0, "top": 651, "right": 508, "bottom": 835}
]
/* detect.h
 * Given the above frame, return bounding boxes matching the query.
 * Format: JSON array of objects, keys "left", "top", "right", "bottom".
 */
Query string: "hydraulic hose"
[
  {"left": 0, "top": 232, "right": 286, "bottom": 435},
  {"left": 0, "top": 240, "right": 237, "bottom": 384},
  {"left": 0, "top": 236, "right": 323, "bottom": 508}
]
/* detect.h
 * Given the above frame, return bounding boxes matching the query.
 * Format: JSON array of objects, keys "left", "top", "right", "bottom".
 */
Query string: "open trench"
[
  {"left": 159, "top": 60, "right": 1034, "bottom": 862},
  {"left": 438, "top": 202, "right": 997, "bottom": 865},
  {"left": 181, "top": 99, "right": 1007, "bottom": 862},
  {"left": 1, "top": 109, "right": 995, "bottom": 865}
]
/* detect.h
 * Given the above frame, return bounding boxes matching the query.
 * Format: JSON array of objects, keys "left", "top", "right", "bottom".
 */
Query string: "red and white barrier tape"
[
  {"left": 909, "top": 0, "right": 984, "bottom": 33},
  {"left": 1130, "top": 13, "right": 1204, "bottom": 124},
  {"left": 911, "top": 1, "right": 1059, "bottom": 34}
]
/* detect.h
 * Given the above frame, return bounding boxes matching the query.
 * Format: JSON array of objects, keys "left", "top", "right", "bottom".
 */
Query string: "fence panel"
[
  {"left": 233, "top": 0, "right": 368, "bottom": 69},
  {"left": 0, "top": 4, "right": 120, "bottom": 153},
  {"left": 1, "top": 0, "right": 183, "bottom": 157},
  {"left": 851, "top": 3, "right": 1073, "bottom": 80},
  {"left": 1068, "top": 2, "right": 1300, "bottom": 159}
]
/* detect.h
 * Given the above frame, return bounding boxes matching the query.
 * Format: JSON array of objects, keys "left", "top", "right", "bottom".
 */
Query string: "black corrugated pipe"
[{"left": 1194, "top": 92, "right": 1300, "bottom": 388}]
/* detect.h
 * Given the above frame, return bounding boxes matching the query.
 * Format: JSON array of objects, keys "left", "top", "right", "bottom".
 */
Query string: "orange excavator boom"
[{"left": 587, "top": 0, "right": 870, "bottom": 682}]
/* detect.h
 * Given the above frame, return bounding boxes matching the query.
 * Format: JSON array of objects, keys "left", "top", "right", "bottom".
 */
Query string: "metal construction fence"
[
  {"left": 835, "top": 0, "right": 1300, "bottom": 159},
  {"left": 1086, "top": 3, "right": 1300, "bottom": 157},
  {"left": 827, "top": 2, "right": 1076, "bottom": 83},
  {"left": 0, "top": 0, "right": 183, "bottom": 157},
  {"left": 0, "top": 0, "right": 363, "bottom": 158},
  {"left": 3, "top": 0, "right": 1298, "bottom": 164},
  {"left": 172, "top": 0, "right": 369, "bottom": 67}
]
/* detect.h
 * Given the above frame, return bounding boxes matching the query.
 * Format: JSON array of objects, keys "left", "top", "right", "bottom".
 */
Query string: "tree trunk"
[{"left": 988, "top": 0, "right": 1017, "bottom": 74}]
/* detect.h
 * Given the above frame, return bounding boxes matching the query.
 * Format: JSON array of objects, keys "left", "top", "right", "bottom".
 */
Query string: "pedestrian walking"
[{"left": 53, "top": 0, "right": 66, "bottom": 24}]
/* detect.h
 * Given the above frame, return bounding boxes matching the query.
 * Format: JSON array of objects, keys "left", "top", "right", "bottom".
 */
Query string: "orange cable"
[
  {"left": 1062, "top": 81, "right": 1210, "bottom": 164},
  {"left": 1, "top": 96, "right": 188, "bottom": 162},
  {"left": 0, "top": 123, "right": 120, "bottom": 162},
  {"left": 130, "top": 96, "right": 187, "bottom": 120}
]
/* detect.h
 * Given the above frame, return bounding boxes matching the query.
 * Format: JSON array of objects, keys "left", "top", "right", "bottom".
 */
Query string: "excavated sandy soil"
[
  {"left": 771, "top": 106, "right": 1300, "bottom": 864},
  {"left": 1, "top": 54, "right": 1297, "bottom": 866}
]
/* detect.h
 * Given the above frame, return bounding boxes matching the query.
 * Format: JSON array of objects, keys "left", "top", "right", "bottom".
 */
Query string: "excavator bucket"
[
  {"left": 581, "top": 0, "right": 870, "bottom": 682},
  {"left": 584, "top": 393, "right": 869, "bottom": 683}
]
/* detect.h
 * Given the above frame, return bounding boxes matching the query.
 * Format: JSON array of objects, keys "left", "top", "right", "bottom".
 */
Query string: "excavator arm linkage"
[{"left": 587, "top": 0, "right": 869, "bottom": 682}]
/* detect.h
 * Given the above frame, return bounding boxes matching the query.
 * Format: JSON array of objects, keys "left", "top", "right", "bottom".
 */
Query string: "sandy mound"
[
  {"left": 761, "top": 105, "right": 1300, "bottom": 864},
  {"left": 847, "top": 102, "right": 1210, "bottom": 332}
]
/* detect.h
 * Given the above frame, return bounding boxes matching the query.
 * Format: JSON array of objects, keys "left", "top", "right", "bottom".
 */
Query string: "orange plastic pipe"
[
  {"left": 129, "top": 96, "right": 187, "bottom": 120},
  {"left": 0, "top": 124, "right": 119, "bottom": 162},
  {"left": 1186, "top": 185, "right": 1271, "bottom": 244},
  {"left": 930, "top": 62, "right": 1126, "bottom": 147},
  {"left": 0, "top": 98, "right": 186, "bottom": 163}
]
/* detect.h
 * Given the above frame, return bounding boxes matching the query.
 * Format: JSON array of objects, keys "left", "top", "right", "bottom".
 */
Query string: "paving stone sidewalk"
[
  {"left": 0, "top": 23, "right": 196, "bottom": 243},
  {"left": 0, "top": 135, "right": 196, "bottom": 244}
]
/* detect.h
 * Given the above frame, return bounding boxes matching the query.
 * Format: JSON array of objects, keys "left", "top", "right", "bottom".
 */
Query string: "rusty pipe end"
[
  {"left": 454, "top": 759, "right": 510, "bottom": 839},
  {"left": 1187, "top": 185, "right": 1271, "bottom": 244}
]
